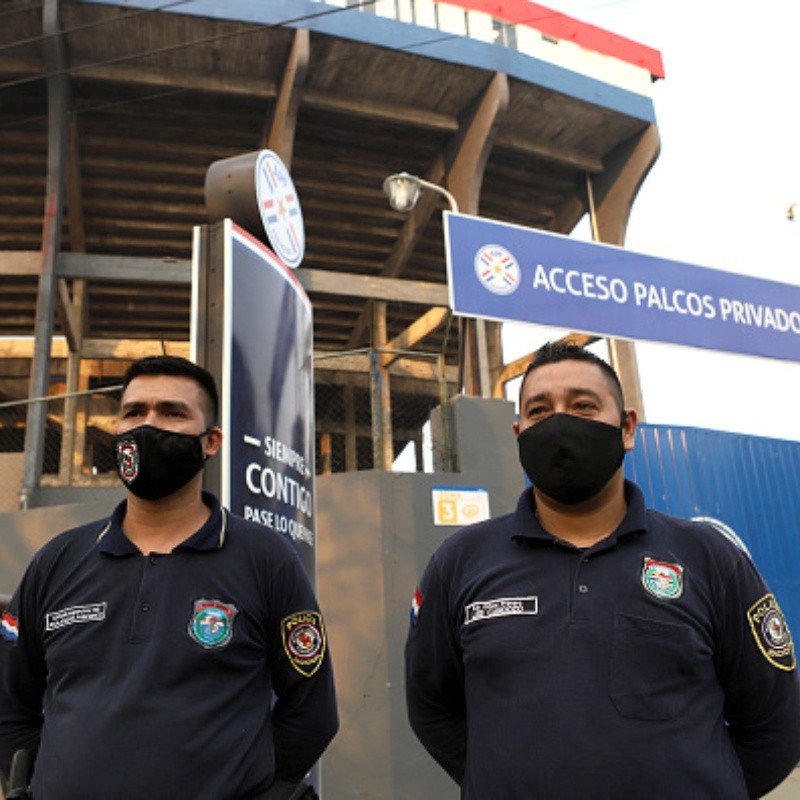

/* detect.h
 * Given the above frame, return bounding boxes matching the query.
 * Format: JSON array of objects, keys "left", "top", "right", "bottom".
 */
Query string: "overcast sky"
[{"left": 502, "top": 0, "right": 800, "bottom": 442}]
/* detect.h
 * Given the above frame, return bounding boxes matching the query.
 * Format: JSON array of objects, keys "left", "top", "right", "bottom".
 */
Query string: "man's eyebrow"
[
  {"left": 566, "top": 386, "right": 604, "bottom": 402},
  {"left": 119, "top": 399, "right": 192, "bottom": 412},
  {"left": 521, "top": 386, "right": 604, "bottom": 408}
]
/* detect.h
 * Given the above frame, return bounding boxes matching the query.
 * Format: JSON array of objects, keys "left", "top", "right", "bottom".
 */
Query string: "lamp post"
[
  {"left": 383, "top": 172, "right": 459, "bottom": 214},
  {"left": 383, "top": 172, "right": 493, "bottom": 399}
]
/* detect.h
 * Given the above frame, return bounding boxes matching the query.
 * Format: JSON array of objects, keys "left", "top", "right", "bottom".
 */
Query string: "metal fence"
[
  {"left": 0, "top": 386, "right": 122, "bottom": 513},
  {"left": 0, "top": 349, "right": 457, "bottom": 511},
  {"left": 313, "top": 347, "right": 455, "bottom": 474}
]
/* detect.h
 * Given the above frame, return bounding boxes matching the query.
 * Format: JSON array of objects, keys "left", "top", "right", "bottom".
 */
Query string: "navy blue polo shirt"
[
  {"left": 0, "top": 492, "right": 338, "bottom": 800},
  {"left": 405, "top": 481, "right": 800, "bottom": 799}
]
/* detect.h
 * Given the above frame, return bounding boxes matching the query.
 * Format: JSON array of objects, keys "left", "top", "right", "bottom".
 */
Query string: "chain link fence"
[
  {"left": 0, "top": 386, "right": 122, "bottom": 512},
  {"left": 0, "top": 349, "right": 458, "bottom": 511},
  {"left": 313, "top": 348, "right": 456, "bottom": 475}
]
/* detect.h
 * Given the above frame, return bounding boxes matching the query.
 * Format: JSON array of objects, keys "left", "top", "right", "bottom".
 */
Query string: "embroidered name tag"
[
  {"left": 464, "top": 595, "right": 538, "bottom": 625},
  {"left": 46, "top": 602, "right": 107, "bottom": 631}
]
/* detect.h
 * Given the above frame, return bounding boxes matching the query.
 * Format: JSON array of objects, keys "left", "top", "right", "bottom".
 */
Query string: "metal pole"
[{"left": 21, "top": 0, "right": 69, "bottom": 509}]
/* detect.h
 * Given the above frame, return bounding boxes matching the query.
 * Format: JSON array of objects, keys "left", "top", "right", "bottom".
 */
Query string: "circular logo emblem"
[
  {"left": 474, "top": 245, "right": 521, "bottom": 295},
  {"left": 255, "top": 149, "right": 305, "bottom": 269},
  {"left": 116, "top": 438, "right": 139, "bottom": 482},
  {"left": 763, "top": 609, "right": 791, "bottom": 650},
  {"left": 188, "top": 599, "right": 238, "bottom": 649},
  {"left": 641, "top": 557, "right": 684, "bottom": 600},
  {"left": 288, "top": 623, "right": 322, "bottom": 659}
]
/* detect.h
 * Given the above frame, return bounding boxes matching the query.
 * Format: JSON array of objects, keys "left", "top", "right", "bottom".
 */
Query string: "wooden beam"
[
  {"left": 383, "top": 307, "right": 450, "bottom": 366},
  {"left": 346, "top": 155, "right": 447, "bottom": 348},
  {"left": 0, "top": 251, "right": 41, "bottom": 275},
  {"left": 263, "top": 28, "right": 309, "bottom": 168},
  {"left": 446, "top": 73, "right": 509, "bottom": 215},
  {"left": 68, "top": 61, "right": 278, "bottom": 100},
  {"left": 313, "top": 352, "right": 457, "bottom": 384},
  {"left": 370, "top": 302, "right": 393, "bottom": 469},
  {"left": 4, "top": 253, "right": 449, "bottom": 306},
  {"left": 63, "top": 62, "right": 456, "bottom": 132},
  {"left": 57, "top": 113, "right": 88, "bottom": 352},
  {"left": 445, "top": 73, "right": 509, "bottom": 398},
  {"left": 56, "top": 280, "right": 80, "bottom": 352},
  {"left": 80, "top": 339, "right": 190, "bottom": 360},
  {"left": 0, "top": 337, "right": 190, "bottom": 360},
  {"left": 297, "top": 268, "right": 448, "bottom": 304},
  {"left": 492, "top": 332, "right": 601, "bottom": 398},
  {"left": 494, "top": 131, "right": 603, "bottom": 174},
  {"left": 65, "top": 113, "right": 86, "bottom": 252},
  {"left": 58, "top": 253, "right": 191, "bottom": 283},
  {"left": 302, "top": 87, "right": 457, "bottom": 133}
]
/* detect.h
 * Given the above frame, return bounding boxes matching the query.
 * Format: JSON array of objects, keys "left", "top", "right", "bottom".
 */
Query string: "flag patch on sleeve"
[
  {"left": 1, "top": 612, "right": 18, "bottom": 643},
  {"left": 410, "top": 588, "right": 423, "bottom": 626}
]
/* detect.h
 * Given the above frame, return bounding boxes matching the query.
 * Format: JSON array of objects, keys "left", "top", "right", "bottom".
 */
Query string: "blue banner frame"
[{"left": 445, "top": 212, "right": 800, "bottom": 363}]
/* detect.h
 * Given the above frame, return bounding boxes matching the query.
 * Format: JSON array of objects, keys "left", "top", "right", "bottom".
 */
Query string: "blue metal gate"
[{"left": 625, "top": 423, "right": 800, "bottom": 632}]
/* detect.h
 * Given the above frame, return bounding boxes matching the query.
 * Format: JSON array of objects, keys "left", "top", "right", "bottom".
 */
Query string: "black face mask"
[
  {"left": 517, "top": 413, "right": 626, "bottom": 505},
  {"left": 113, "top": 424, "right": 209, "bottom": 501}
]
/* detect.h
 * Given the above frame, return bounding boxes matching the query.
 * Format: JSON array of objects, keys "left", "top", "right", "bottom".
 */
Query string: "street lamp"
[
  {"left": 380, "top": 171, "right": 495, "bottom": 399},
  {"left": 383, "top": 172, "right": 459, "bottom": 214}
]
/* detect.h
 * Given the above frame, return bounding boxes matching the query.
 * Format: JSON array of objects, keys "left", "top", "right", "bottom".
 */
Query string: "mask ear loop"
[{"left": 620, "top": 409, "right": 628, "bottom": 428}]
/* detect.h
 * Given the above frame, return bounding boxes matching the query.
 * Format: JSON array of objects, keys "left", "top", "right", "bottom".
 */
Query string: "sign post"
[
  {"left": 196, "top": 150, "right": 316, "bottom": 577},
  {"left": 192, "top": 221, "right": 316, "bottom": 577}
]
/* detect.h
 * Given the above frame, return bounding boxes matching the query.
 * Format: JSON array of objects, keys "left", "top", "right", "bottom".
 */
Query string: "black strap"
[
  {"left": 6, "top": 749, "right": 34, "bottom": 800},
  {"left": 250, "top": 781, "right": 319, "bottom": 800}
]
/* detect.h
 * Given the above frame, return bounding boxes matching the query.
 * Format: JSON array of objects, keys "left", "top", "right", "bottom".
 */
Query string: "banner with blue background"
[{"left": 445, "top": 212, "right": 800, "bottom": 363}]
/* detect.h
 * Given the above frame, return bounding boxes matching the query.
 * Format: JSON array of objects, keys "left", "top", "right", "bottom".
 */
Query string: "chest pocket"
[{"left": 609, "top": 613, "right": 702, "bottom": 721}]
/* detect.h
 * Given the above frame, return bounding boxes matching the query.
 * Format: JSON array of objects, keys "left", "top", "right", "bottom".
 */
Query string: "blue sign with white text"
[
  {"left": 444, "top": 213, "right": 800, "bottom": 363},
  {"left": 223, "top": 224, "right": 316, "bottom": 577}
]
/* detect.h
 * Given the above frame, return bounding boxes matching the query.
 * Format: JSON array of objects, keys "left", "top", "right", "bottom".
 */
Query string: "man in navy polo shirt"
[
  {"left": 405, "top": 342, "right": 800, "bottom": 798},
  {"left": 0, "top": 355, "right": 338, "bottom": 800}
]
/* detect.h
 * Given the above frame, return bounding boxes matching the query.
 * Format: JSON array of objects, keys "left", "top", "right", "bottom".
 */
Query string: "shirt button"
[
  {"left": 149, "top": 556, "right": 158, "bottom": 565},
  {"left": 141, "top": 603, "right": 150, "bottom": 612},
  {"left": 578, "top": 585, "right": 589, "bottom": 593}
]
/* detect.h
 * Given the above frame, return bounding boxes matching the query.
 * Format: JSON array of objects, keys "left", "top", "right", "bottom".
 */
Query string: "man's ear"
[
  {"left": 204, "top": 426, "right": 223, "bottom": 458},
  {"left": 622, "top": 409, "right": 638, "bottom": 452},
  {"left": 512, "top": 420, "right": 520, "bottom": 437}
]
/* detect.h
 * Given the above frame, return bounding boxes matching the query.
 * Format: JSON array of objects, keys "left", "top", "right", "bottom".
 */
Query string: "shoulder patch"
[
  {"left": 747, "top": 593, "right": 795, "bottom": 671},
  {"left": 282, "top": 611, "right": 326, "bottom": 677}
]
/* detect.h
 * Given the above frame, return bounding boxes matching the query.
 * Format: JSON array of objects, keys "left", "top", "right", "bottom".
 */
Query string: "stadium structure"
[{"left": 0, "top": 0, "right": 664, "bottom": 794}]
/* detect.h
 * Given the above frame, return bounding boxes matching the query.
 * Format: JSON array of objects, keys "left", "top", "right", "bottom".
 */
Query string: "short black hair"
[
  {"left": 121, "top": 355, "right": 219, "bottom": 426},
  {"left": 519, "top": 341, "right": 625, "bottom": 412}
]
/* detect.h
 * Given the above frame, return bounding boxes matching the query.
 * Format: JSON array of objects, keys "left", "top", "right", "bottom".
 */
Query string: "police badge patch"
[
  {"left": 747, "top": 593, "right": 796, "bottom": 671},
  {"left": 641, "top": 557, "right": 684, "bottom": 600},
  {"left": 282, "top": 611, "right": 326, "bottom": 677},
  {"left": 188, "top": 599, "right": 238, "bottom": 649}
]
